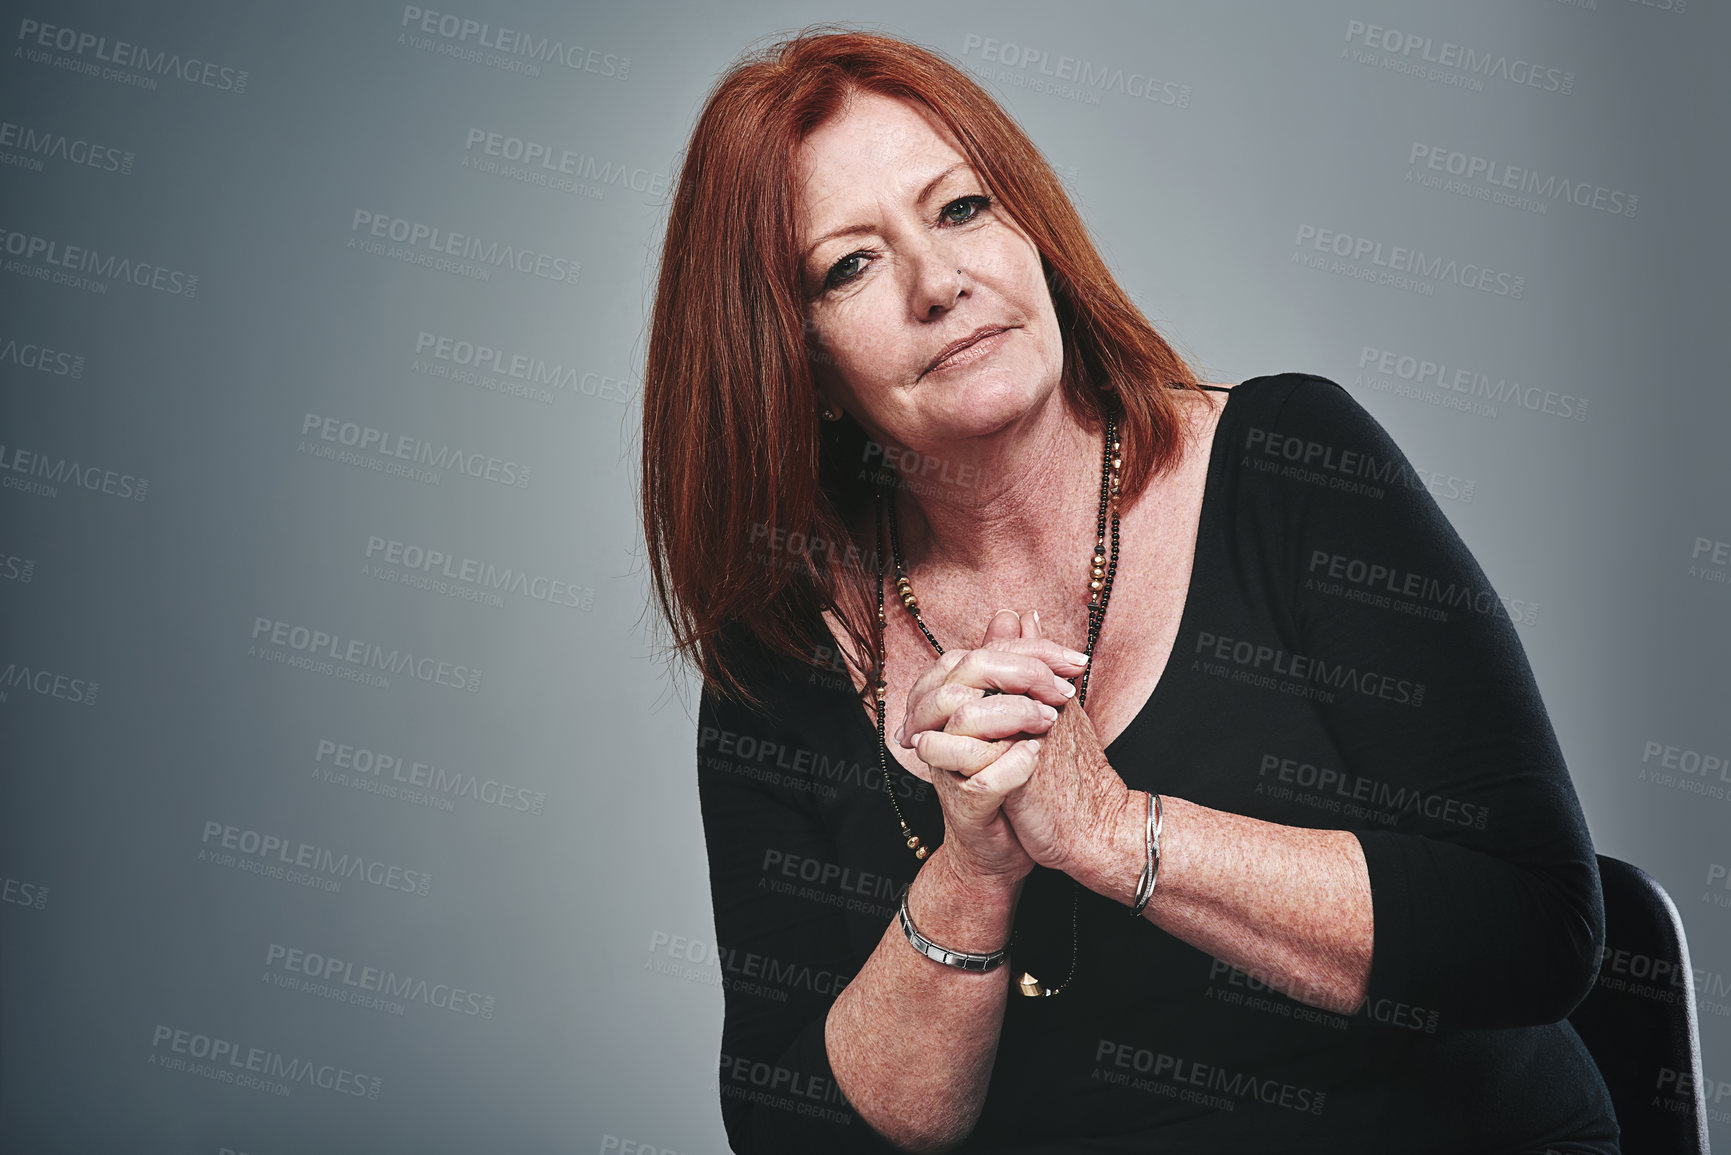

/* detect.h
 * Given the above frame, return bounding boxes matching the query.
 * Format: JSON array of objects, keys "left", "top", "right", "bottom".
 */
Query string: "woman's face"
[{"left": 793, "top": 91, "right": 1065, "bottom": 452}]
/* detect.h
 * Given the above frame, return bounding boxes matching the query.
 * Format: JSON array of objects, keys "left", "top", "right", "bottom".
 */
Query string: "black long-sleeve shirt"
[{"left": 694, "top": 372, "right": 1619, "bottom": 1153}]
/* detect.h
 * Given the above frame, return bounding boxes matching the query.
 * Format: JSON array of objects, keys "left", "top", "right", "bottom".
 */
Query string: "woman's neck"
[{"left": 884, "top": 395, "right": 1112, "bottom": 637}]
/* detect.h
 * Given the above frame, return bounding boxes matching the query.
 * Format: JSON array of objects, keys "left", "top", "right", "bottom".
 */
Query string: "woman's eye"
[
  {"left": 817, "top": 196, "right": 990, "bottom": 294},
  {"left": 824, "top": 252, "right": 869, "bottom": 291},
  {"left": 940, "top": 195, "right": 991, "bottom": 225}
]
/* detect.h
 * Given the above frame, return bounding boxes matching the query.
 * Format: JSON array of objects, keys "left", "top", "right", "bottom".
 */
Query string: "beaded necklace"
[{"left": 869, "top": 412, "right": 1121, "bottom": 997}]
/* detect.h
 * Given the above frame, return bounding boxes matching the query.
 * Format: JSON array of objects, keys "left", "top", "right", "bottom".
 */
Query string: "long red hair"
[{"left": 641, "top": 27, "right": 1202, "bottom": 711}]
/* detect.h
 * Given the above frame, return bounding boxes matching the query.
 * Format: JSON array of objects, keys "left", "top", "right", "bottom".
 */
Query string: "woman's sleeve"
[
  {"left": 696, "top": 676, "right": 910, "bottom": 1153},
  {"left": 1255, "top": 374, "right": 1603, "bottom": 1031}
]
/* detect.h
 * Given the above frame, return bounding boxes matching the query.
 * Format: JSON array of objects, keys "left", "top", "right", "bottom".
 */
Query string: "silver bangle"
[
  {"left": 897, "top": 883, "right": 1010, "bottom": 972},
  {"left": 1131, "top": 792, "right": 1163, "bottom": 917}
]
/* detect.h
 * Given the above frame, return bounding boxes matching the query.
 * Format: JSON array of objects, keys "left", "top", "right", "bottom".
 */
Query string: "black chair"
[{"left": 1567, "top": 855, "right": 1711, "bottom": 1154}]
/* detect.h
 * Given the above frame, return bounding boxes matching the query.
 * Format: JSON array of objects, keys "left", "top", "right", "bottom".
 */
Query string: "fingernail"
[
  {"left": 1059, "top": 680, "right": 1077, "bottom": 698},
  {"left": 1032, "top": 609, "right": 1040, "bottom": 628},
  {"left": 1038, "top": 703, "right": 1058, "bottom": 721},
  {"left": 1026, "top": 740, "right": 1041, "bottom": 754},
  {"left": 1064, "top": 650, "right": 1089, "bottom": 664}
]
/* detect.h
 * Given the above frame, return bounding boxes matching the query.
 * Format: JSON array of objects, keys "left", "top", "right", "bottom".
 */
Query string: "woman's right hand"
[{"left": 898, "top": 609, "right": 1089, "bottom": 888}]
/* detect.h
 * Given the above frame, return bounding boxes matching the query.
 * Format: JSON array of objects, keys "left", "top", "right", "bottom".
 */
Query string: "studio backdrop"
[{"left": 1, "top": 1, "right": 1727, "bottom": 1152}]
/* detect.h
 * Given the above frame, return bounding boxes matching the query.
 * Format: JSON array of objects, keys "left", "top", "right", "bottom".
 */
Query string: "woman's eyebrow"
[{"left": 801, "top": 162, "right": 973, "bottom": 265}]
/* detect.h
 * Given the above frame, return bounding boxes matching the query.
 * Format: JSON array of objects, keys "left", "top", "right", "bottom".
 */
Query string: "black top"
[{"left": 695, "top": 373, "right": 1618, "bottom": 1153}]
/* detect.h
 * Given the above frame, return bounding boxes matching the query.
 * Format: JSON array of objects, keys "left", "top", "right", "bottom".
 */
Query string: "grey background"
[{"left": 1, "top": 0, "right": 1726, "bottom": 1151}]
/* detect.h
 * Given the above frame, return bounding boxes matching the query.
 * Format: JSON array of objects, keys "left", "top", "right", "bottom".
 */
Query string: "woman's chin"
[{"left": 914, "top": 373, "right": 1057, "bottom": 430}]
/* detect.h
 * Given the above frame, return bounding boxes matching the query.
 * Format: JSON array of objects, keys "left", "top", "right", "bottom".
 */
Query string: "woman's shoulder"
[
  {"left": 1218, "top": 371, "right": 1352, "bottom": 411},
  {"left": 1211, "top": 372, "right": 1400, "bottom": 454}
]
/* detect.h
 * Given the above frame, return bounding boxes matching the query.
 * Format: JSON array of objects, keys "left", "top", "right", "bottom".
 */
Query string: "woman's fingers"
[
  {"left": 929, "top": 739, "right": 1040, "bottom": 829},
  {"left": 949, "top": 693, "right": 1058, "bottom": 743},
  {"left": 911, "top": 695, "right": 1056, "bottom": 774},
  {"left": 983, "top": 608, "right": 1022, "bottom": 646},
  {"left": 913, "top": 730, "right": 1014, "bottom": 778},
  {"left": 899, "top": 642, "right": 1083, "bottom": 745},
  {"left": 1020, "top": 609, "right": 1041, "bottom": 641},
  {"left": 963, "top": 738, "right": 1041, "bottom": 796},
  {"left": 910, "top": 637, "right": 1087, "bottom": 697}
]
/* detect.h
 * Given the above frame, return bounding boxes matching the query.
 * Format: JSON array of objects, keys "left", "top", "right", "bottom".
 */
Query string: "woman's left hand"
[{"left": 993, "top": 612, "right": 1136, "bottom": 878}]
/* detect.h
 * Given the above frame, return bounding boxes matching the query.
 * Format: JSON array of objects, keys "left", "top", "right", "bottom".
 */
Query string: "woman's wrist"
[
  {"left": 908, "top": 846, "right": 1025, "bottom": 956},
  {"left": 1069, "top": 787, "right": 1162, "bottom": 908}
]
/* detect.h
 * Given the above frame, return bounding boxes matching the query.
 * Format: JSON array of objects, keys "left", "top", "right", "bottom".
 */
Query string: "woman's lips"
[{"left": 922, "top": 326, "right": 1012, "bottom": 378}]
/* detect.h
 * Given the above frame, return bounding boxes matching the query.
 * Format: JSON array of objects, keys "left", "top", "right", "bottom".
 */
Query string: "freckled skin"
[{"left": 798, "top": 92, "right": 1373, "bottom": 1152}]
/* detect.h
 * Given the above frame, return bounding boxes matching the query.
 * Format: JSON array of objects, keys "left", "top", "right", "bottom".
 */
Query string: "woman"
[{"left": 642, "top": 28, "right": 1618, "bottom": 1155}]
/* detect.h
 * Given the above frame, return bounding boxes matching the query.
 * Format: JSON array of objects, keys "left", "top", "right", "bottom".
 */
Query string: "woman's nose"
[{"left": 908, "top": 246, "right": 965, "bottom": 319}]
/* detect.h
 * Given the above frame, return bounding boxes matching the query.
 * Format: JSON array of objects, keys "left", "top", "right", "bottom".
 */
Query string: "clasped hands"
[{"left": 894, "top": 608, "right": 1135, "bottom": 892}]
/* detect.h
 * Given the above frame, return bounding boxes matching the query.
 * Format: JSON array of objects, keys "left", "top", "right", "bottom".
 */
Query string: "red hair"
[{"left": 641, "top": 26, "right": 1202, "bottom": 711}]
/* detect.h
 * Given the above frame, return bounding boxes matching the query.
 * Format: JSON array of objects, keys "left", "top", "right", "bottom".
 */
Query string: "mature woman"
[{"left": 642, "top": 29, "right": 1618, "bottom": 1155}]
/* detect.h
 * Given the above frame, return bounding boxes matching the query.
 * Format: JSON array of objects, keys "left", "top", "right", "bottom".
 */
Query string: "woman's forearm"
[
  {"left": 1072, "top": 793, "right": 1374, "bottom": 1015},
  {"left": 824, "top": 846, "right": 1023, "bottom": 1153}
]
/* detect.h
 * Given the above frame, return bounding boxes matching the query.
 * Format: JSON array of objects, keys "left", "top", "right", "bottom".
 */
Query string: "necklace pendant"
[{"left": 1016, "top": 970, "right": 1052, "bottom": 998}]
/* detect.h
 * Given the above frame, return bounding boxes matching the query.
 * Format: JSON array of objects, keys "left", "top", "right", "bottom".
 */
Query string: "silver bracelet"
[
  {"left": 897, "top": 883, "right": 1011, "bottom": 972},
  {"left": 1130, "top": 792, "right": 1163, "bottom": 917}
]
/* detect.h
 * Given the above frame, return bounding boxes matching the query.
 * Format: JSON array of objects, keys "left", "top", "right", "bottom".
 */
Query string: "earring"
[{"left": 821, "top": 404, "right": 840, "bottom": 421}]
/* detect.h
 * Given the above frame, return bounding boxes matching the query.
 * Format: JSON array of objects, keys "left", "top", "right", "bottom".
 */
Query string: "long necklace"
[{"left": 870, "top": 412, "right": 1122, "bottom": 998}]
